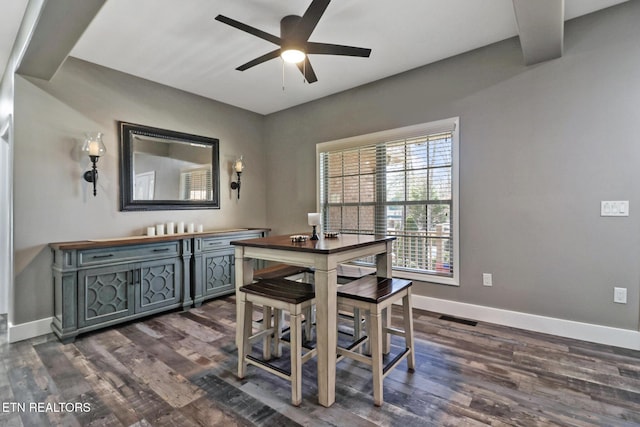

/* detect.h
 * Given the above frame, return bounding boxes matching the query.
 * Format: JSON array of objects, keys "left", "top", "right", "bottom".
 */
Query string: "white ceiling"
[{"left": 3, "top": 0, "right": 629, "bottom": 115}]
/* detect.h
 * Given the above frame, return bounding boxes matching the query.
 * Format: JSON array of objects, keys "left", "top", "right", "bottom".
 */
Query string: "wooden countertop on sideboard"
[{"left": 50, "top": 228, "right": 271, "bottom": 250}]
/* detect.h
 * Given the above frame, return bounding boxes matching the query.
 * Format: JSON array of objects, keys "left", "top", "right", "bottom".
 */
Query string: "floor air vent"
[{"left": 439, "top": 315, "right": 477, "bottom": 326}]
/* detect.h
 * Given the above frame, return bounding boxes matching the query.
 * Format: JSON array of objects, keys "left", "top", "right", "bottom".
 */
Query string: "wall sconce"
[
  {"left": 230, "top": 155, "right": 244, "bottom": 199},
  {"left": 82, "top": 132, "right": 106, "bottom": 196}
]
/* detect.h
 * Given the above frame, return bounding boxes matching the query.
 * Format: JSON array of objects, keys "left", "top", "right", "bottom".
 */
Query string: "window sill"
[
  {"left": 393, "top": 269, "right": 459, "bottom": 286},
  {"left": 338, "top": 263, "right": 459, "bottom": 286}
]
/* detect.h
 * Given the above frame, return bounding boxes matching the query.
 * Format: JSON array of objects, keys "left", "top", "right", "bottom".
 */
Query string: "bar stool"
[
  {"left": 336, "top": 263, "right": 376, "bottom": 343},
  {"left": 336, "top": 276, "right": 415, "bottom": 406},
  {"left": 253, "top": 263, "right": 315, "bottom": 352},
  {"left": 238, "top": 278, "right": 317, "bottom": 406}
]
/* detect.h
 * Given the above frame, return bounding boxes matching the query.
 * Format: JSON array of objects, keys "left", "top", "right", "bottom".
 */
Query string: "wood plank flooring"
[{"left": 1, "top": 298, "right": 640, "bottom": 426}]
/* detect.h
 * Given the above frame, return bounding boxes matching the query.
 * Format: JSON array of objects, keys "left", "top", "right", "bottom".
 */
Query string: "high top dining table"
[{"left": 231, "top": 233, "right": 396, "bottom": 407}]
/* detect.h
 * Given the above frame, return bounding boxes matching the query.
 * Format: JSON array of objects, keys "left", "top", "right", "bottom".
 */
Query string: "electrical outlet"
[
  {"left": 614, "top": 287, "right": 627, "bottom": 304},
  {"left": 482, "top": 273, "right": 492, "bottom": 287}
]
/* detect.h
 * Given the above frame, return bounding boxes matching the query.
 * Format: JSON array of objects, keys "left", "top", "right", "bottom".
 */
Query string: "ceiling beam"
[
  {"left": 512, "top": 0, "right": 564, "bottom": 65},
  {"left": 17, "top": 0, "right": 105, "bottom": 80}
]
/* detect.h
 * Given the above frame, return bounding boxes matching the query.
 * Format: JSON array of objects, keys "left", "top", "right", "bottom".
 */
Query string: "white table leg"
[
  {"left": 377, "top": 242, "right": 393, "bottom": 354},
  {"left": 314, "top": 267, "right": 337, "bottom": 407},
  {"left": 234, "top": 248, "right": 254, "bottom": 348}
]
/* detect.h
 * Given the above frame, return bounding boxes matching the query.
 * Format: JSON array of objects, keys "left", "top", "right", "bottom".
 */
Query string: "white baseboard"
[
  {"left": 8, "top": 317, "right": 53, "bottom": 343},
  {"left": 412, "top": 295, "right": 640, "bottom": 351},
  {"left": 6, "top": 298, "right": 640, "bottom": 351}
]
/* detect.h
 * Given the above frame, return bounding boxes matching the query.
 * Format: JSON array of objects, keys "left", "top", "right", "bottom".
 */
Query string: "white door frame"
[{"left": 1, "top": 117, "right": 11, "bottom": 315}]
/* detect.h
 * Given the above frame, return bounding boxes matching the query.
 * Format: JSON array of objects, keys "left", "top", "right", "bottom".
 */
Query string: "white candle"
[
  {"left": 146, "top": 227, "right": 156, "bottom": 236},
  {"left": 308, "top": 212, "right": 321, "bottom": 226},
  {"left": 88, "top": 141, "right": 100, "bottom": 156},
  {"left": 156, "top": 224, "right": 165, "bottom": 236},
  {"left": 234, "top": 156, "right": 244, "bottom": 172},
  {"left": 197, "top": 224, "right": 204, "bottom": 232},
  {"left": 177, "top": 221, "right": 184, "bottom": 233},
  {"left": 187, "top": 223, "right": 195, "bottom": 233},
  {"left": 166, "top": 222, "right": 175, "bottom": 235}
]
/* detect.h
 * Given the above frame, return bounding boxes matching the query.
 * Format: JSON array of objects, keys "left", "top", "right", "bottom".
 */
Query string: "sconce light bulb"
[{"left": 234, "top": 156, "right": 245, "bottom": 173}]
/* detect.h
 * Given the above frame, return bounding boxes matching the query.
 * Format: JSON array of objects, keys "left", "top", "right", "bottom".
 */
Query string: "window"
[
  {"left": 179, "top": 167, "right": 213, "bottom": 200},
  {"left": 318, "top": 118, "right": 459, "bottom": 285}
]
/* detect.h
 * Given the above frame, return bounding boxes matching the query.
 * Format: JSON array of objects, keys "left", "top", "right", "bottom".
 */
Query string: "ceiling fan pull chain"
[{"left": 282, "top": 58, "right": 285, "bottom": 91}]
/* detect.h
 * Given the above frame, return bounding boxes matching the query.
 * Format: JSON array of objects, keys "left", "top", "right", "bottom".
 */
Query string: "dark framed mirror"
[{"left": 119, "top": 122, "right": 220, "bottom": 211}]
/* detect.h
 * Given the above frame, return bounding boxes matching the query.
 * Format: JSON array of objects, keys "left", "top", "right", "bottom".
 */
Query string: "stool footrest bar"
[
  {"left": 382, "top": 347, "right": 410, "bottom": 377},
  {"left": 246, "top": 355, "right": 290, "bottom": 380}
]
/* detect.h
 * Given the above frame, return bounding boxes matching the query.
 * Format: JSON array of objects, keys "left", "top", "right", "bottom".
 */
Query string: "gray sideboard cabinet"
[
  {"left": 50, "top": 236, "right": 193, "bottom": 343},
  {"left": 191, "top": 229, "right": 268, "bottom": 306},
  {"left": 50, "top": 228, "right": 270, "bottom": 343}
]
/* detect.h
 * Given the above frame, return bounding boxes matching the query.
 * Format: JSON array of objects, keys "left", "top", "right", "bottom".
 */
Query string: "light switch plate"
[
  {"left": 601, "top": 201, "right": 629, "bottom": 217},
  {"left": 614, "top": 287, "right": 627, "bottom": 304}
]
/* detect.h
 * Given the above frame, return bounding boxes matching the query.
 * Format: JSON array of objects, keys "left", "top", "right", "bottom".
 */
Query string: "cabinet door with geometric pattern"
[
  {"left": 135, "top": 258, "right": 182, "bottom": 314},
  {"left": 78, "top": 264, "right": 135, "bottom": 328},
  {"left": 202, "top": 249, "right": 235, "bottom": 298}
]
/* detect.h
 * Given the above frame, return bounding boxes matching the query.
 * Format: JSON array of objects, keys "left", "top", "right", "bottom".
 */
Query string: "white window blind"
[
  {"left": 179, "top": 167, "right": 212, "bottom": 200},
  {"left": 319, "top": 121, "right": 456, "bottom": 279}
]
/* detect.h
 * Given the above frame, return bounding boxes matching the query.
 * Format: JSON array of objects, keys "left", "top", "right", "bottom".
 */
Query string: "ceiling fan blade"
[
  {"left": 215, "top": 15, "right": 281, "bottom": 45},
  {"left": 296, "top": 57, "right": 318, "bottom": 83},
  {"left": 292, "top": 0, "right": 331, "bottom": 41},
  {"left": 236, "top": 49, "right": 281, "bottom": 71},
  {"left": 306, "top": 42, "right": 371, "bottom": 57}
]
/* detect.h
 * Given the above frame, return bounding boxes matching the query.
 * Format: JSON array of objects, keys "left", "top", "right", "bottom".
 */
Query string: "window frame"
[{"left": 316, "top": 117, "right": 460, "bottom": 286}]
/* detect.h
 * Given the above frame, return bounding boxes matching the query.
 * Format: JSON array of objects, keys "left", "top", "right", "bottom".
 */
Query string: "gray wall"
[
  {"left": 12, "top": 57, "right": 266, "bottom": 324},
  {"left": 263, "top": 2, "right": 640, "bottom": 330}
]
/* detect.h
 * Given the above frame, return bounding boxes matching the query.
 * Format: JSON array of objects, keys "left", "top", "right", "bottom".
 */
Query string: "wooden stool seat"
[
  {"left": 336, "top": 276, "right": 415, "bottom": 406},
  {"left": 337, "top": 276, "right": 412, "bottom": 304},
  {"left": 238, "top": 278, "right": 317, "bottom": 406},
  {"left": 240, "top": 279, "right": 314, "bottom": 304}
]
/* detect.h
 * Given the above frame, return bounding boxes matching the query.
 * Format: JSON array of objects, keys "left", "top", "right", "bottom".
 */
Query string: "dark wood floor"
[{"left": 1, "top": 297, "right": 640, "bottom": 427}]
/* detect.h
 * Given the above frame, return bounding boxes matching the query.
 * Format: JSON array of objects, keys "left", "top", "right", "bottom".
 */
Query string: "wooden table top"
[{"left": 230, "top": 233, "right": 395, "bottom": 254}]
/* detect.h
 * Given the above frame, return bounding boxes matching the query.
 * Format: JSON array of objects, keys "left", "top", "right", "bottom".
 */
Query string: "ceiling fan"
[{"left": 215, "top": 0, "right": 371, "bottom": 83}]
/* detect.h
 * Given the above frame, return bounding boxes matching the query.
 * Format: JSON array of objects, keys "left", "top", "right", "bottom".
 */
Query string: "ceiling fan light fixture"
[{"left": 281, "top": 49, "right": 306, "bottom": 64}]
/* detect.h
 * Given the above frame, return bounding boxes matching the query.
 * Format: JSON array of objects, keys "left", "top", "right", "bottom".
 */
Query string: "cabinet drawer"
[
  {"left": 201, "top": 238, "right": 232, "bottom": 250},
  {"left": 78, "top": 242, "right": 180, "bottom": 267},
  {"left": 200, "top": 233, "right": 263, "bottom": 251}
]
